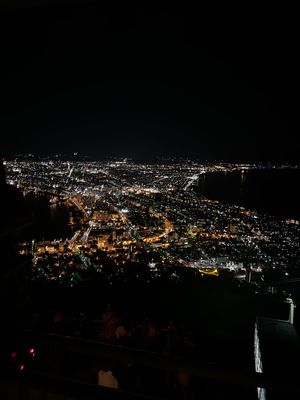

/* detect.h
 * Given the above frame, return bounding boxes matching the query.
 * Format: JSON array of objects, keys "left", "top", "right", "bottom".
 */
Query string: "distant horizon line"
[{"left": 2, "top": 153, "right": 300, "bottom": 165}]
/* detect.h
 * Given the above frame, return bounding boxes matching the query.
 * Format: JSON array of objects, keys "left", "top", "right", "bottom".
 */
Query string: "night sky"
[{"left": 0, "top": 2, "right": 298, "bottom": 162}]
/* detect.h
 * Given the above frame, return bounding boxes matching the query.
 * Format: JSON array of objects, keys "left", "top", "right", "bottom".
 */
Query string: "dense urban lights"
[{"left": 5, "top": 159, "right": 300, "bottom": 286}]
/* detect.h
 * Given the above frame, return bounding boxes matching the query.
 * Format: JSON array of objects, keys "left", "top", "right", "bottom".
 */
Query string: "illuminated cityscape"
[
  {"left": 2, "top": 155, "right": 300, "bottom": 399},
  {"left": 1, "top": 2, "right": 299, "bottom": 399},
  {"left": 5, "top": 158, "right": 300, "bottom": 288}
]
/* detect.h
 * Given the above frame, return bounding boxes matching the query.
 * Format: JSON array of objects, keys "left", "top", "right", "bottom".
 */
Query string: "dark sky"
[{"left": 0, "top": 2, "right": 298, "bottom": 162}]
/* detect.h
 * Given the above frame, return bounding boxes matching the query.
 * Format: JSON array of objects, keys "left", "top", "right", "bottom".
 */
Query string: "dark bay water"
[
  {"left": 196, "top": 169, "right": 300, "bottom": 220},
  {"left": 21, "top": 194, "right": 72, "bottom": 241}
]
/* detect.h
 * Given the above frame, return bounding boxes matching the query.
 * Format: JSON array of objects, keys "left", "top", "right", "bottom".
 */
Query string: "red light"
[
  {"left": 18, "top": 364, "right": 25, "bottom": 371},
  {"left": 28, "top": 348, "right": 35, "bottom": 354},
  {"left": 10, "top": 351, "right": 17, "bottom": 359}
]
